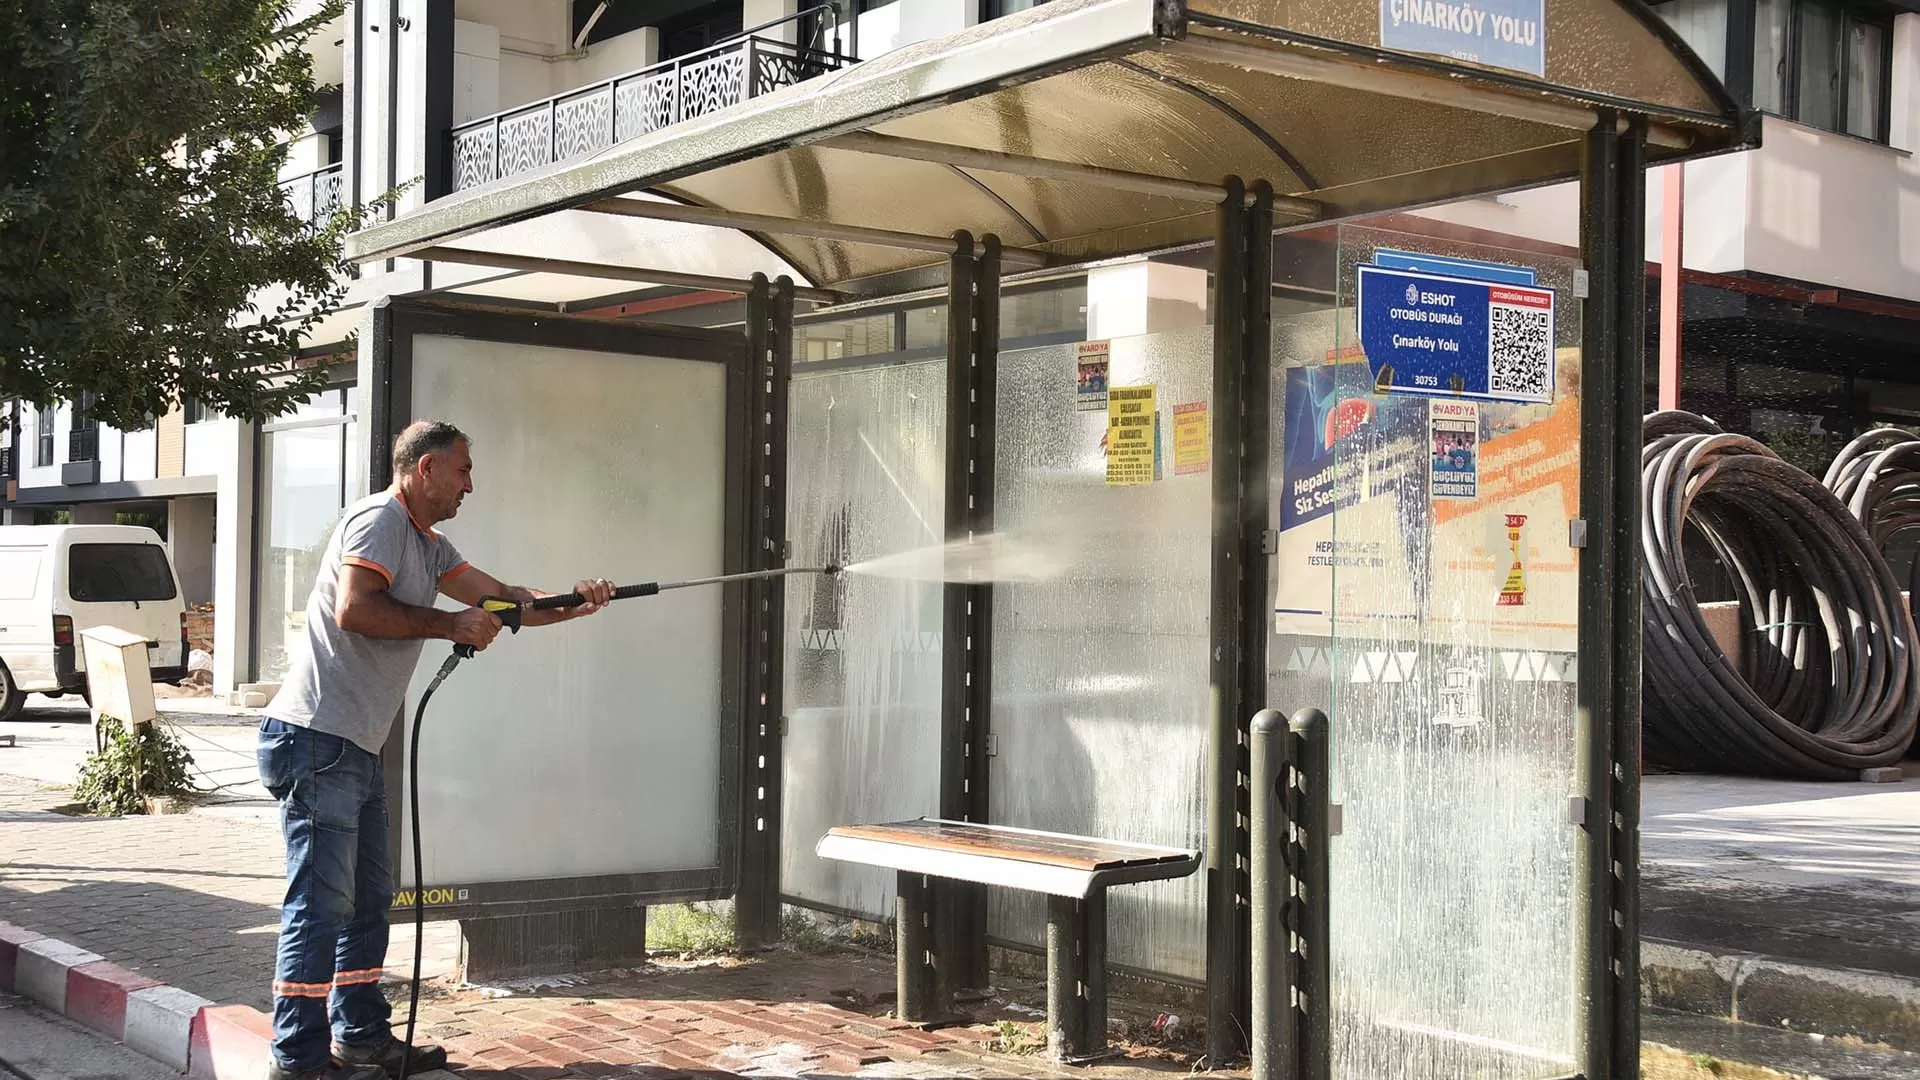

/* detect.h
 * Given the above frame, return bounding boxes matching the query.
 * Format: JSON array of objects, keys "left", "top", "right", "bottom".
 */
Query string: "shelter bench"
[{"left": 816, "top": 818, "right": 1201, "bottom": 1063}]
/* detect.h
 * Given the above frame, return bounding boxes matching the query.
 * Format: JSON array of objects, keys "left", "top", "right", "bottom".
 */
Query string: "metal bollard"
[
  {"left": 1249, "top": 709, "right": 1295, "bottom": 1080},
  {"left": 1250, "top": 707, "right": 1331, "bottom": 1080},
  {"left": 1291, "top": 707, "right": 1330, "bottom": 1080}
]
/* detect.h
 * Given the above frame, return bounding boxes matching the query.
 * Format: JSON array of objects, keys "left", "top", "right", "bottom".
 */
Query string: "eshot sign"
[
  {"left": 1355, "top": 261, "right": 1556, "bottom": 404},
  {"left": 1380, "top": 0, "right": 1546, "bottom": 78}
]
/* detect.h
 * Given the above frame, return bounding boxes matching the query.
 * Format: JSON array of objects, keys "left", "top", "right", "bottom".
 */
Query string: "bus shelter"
[{"left": 346, "top": 3, "right": 1752, "bottom": 1078}]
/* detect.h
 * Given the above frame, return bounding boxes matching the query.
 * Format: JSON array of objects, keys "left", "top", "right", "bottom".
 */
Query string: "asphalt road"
[{"left": 0, "top": 992, "right": 176, "bottom": 1080}]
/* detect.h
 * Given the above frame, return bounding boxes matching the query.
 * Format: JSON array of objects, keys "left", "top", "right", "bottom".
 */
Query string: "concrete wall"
[
  {"left": 183, "top": 419, "right": 232, "bottom": 480},
  {"left": 1740, "top": 116, "right": 1920, "bottom": 300},
  {"left": 169, "top": 496, "right": 218, "bottom": 606},
  {"left": 454, "top": 14, "right": 659, "bottom": 123},
  {"left": 847, "top": 0, "right": 976, "bottom": 57},
  {"left": 122, "top": 428, "right": 158, "bottom": 481}
]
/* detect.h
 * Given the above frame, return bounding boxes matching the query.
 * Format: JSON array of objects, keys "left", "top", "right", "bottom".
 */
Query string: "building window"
[
  {"left": 34, "top": 407, "right": 53, "bottom": 468},
  {"left": 1653, "top": 1, "right": 1892, "bottom": 141},
  {"left": 659, "top": 1, "right": 743, "bottom": 60},
  {"left": 253, "top": 385, "right": 357, "bottom": 683},
  {"left": 68, "top": 393, "right": 99, "bottom": 463},
  {"left": 184, "top": 396, "right": 212, "bottom": 424},
  {"left": 984, "top": 0, "right": 1050, "bottom": 18},
  {"left": 1753, "top": 0, "right": 1892, "bottom": 140},
  {"left": 1652, "top": 0, "right": 1730, "bottom": 78}
]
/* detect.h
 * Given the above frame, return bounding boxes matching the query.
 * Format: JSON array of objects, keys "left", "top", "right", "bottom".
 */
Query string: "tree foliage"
[{"left": 1, "top": 0, "right": 368, "bottom": 429}]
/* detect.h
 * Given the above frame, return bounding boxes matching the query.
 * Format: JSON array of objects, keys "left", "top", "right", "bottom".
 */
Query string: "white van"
[{"left": 0, "top": 525, "right": 191, "bottom": 721}]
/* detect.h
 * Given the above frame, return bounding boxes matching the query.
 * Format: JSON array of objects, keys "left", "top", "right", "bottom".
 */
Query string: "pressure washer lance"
[{"left": 396, "top": 564, "right": 840, "bottom": 1080}]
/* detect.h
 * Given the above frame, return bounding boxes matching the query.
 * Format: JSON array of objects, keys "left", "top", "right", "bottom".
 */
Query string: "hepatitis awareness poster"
[{"left": 1273, "top": 346, "right": 1582, "bottom": 652}]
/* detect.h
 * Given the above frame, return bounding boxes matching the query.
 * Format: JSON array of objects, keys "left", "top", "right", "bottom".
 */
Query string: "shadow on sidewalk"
[{"left": 0, "top": 877, "right": 285, "bottom": 1010}]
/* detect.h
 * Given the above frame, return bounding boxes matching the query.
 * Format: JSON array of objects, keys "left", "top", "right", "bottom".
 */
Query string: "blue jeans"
[{"left": 258, "top": 719, "right": 392, "bottom": 1070}]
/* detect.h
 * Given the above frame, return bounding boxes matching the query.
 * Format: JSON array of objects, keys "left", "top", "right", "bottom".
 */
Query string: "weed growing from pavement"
[
  {"left": 74, "top": 715, "right": 195, "bottom": 815},
  {"left": 989, "top": 1020, "right": 1045, "bottom": 1056},
  {"left": 647, "top": 902, "right": 736, "bottom": 956}
]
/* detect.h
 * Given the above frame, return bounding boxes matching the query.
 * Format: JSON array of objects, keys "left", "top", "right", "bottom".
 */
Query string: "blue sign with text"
[
  {"left": 1355, "top": 264, "right": 1557, "bottom": 404},
  {"left": 1379, "top": 0, "right": 1546, "bottom": 78},
  {"left": 1371, "top": 248, "right": 1537, "bottom": 286}
]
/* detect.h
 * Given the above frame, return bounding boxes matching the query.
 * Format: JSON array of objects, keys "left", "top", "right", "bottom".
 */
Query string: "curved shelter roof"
[{"left": 348, "top": 0, "right": 1751, "bottom": 298}]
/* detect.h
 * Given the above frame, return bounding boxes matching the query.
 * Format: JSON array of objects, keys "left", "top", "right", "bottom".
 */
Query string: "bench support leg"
[
  {"left": 1046, "top": 891, "right": 1108, "bottom": 1064},
  {"left": 896, "top": 871, "right": 948, "bottom": 1023}
]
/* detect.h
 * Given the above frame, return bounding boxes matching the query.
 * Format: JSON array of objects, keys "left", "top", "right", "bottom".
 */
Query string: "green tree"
[{"left": 1, "top": 1, "right": 369, "bottom": 430}]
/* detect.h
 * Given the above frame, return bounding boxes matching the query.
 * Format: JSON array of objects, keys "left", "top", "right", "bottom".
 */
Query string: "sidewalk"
[
  {"left": 5, "top": 699, "right": 1920, "bottom": 1077},
  {"left": 1640, "top": 765, "right": 1920, "bottom": 1051}
]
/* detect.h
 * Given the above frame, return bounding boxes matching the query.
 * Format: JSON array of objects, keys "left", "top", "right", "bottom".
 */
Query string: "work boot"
[
  {"left": 265, "top": 1062, "right": 385, "bottom": 1080},
  {"left": 332, "top": 1035, "right": 450, "bottom": 1076}
]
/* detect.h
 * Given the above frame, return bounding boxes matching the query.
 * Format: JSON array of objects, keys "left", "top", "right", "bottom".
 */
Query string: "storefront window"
[{"left": 254, "top": 385, "right": 356, "bottom": 683}]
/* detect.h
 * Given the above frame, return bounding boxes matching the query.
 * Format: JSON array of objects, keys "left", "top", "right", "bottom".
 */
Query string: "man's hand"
[
  {"left": 450, "top": 606, "right": 504, "bottom": 651},
  {"left": 555, "top": 578, "right": 616, "bottom": 620}
]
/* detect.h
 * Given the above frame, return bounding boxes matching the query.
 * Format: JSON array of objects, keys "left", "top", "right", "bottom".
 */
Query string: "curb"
[
  {"left": 1643, "top": 937, "right": 1920, "bottom": 1052},
  {"left": 0, "top": 919, "right": 458, "bottom": 1078}
]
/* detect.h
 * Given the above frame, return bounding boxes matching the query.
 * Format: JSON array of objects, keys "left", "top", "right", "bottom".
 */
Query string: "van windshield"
[{"left": 68, "top": 544, "right": 177, "bottom": 603}]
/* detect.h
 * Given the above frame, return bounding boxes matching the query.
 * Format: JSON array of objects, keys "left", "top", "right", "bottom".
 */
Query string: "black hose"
[
  {"left": 1641, "top": 415, "right": 1920, "bottom": 777},
  {"left": 396, "top": 651, "right": 461, "bottom": 1080}
]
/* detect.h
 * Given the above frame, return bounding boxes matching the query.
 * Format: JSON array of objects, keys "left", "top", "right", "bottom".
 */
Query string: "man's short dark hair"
[{"left": 392, "top": 420, "right": 469, "bottom": 475}]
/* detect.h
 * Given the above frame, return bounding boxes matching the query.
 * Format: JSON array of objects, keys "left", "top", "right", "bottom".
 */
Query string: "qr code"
[{"left": 1489, "top": 304, "right": 1551, "bottom": 398}]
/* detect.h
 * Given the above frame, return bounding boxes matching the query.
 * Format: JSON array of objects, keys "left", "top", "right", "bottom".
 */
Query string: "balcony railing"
[
  {"left": 69, "top": 427, "right": 99, "bottom": 463},
  {"left": 450, "top": 10, "right": 850, "bottom": 194},
  {"left": 281, "top": 163, "right": 345, "bottom": 224}
]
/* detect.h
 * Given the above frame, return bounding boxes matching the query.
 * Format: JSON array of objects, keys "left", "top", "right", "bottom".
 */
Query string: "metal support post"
[
  {"left": 1577, "top": 112, "right": 1647, "bottom": 1080},
  {"left": 897, "top": 871, "right": 941, "bottom": 1021},
  {"left": 1045, "top": 891, "right": 1109, "bottom": 1063},
  {"left": 735, "top": 274, "right": 796, "bottom": 950},
  {"left": 939, "top": 231, "right": 1001, "bottom": 993},
  {"left": 1206, "top": 177, "right": 1276, "bottom": 1064}
]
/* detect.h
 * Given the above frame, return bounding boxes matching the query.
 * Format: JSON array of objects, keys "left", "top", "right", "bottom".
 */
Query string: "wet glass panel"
[
  {"left": 781, "top": 359, "right": 948, "bottom": 917},
  {"left": 988, "top": 327, "right": 1214, "bottom": 979},
  {"left": 1277, "top": 224, "right": 1585, "bottom": 1079}
]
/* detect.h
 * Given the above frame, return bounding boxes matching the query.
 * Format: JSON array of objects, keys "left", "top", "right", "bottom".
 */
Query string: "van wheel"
[{"left": 0, "top": 663, "right": 26, "bottom": 723}]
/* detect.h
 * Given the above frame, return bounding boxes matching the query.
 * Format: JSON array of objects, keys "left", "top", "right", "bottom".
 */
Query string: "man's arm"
[
  {"left": 439, "top": 566, "right": 611, "bottom": 627},
  {"left": 337, "top": 565, "right": 501, "bottom": 648}
]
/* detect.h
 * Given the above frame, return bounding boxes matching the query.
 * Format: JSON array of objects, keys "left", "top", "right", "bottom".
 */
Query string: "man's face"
[{"left": 415, "top": 440, "right": 474, "bottom": 523}]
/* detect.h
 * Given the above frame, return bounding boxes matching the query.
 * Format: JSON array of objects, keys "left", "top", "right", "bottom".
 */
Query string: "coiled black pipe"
[
  {"left": 1826, "top": 427, "right": 1920, "bottom": 567},
  {"left": 1641, "top": 414, "right": 1920, "bottom": 777}
]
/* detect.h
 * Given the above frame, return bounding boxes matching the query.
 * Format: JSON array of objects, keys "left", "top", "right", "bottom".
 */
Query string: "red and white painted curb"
[{"left": 0, "top": 919, "right": 456, "bottom": 1078}]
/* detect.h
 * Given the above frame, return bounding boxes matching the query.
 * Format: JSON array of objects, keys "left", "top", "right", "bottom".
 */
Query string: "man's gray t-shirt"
[{"left": 265, "top": 492, "right": 470, "bottom": 753}]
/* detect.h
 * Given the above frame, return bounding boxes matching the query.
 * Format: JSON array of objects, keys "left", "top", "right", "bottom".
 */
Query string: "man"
[{"left": 257, "top": 420, "right": 616, "bottom": 1080}]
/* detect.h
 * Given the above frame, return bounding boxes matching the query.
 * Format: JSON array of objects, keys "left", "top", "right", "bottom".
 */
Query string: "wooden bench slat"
[{"left": 826, "top": 820, "right": 1192, "bottom": 873}]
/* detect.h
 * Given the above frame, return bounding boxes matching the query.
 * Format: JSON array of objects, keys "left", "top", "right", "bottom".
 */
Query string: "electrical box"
[{"left": 80, "top": 624, "right": 159, "bottom": 729}]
